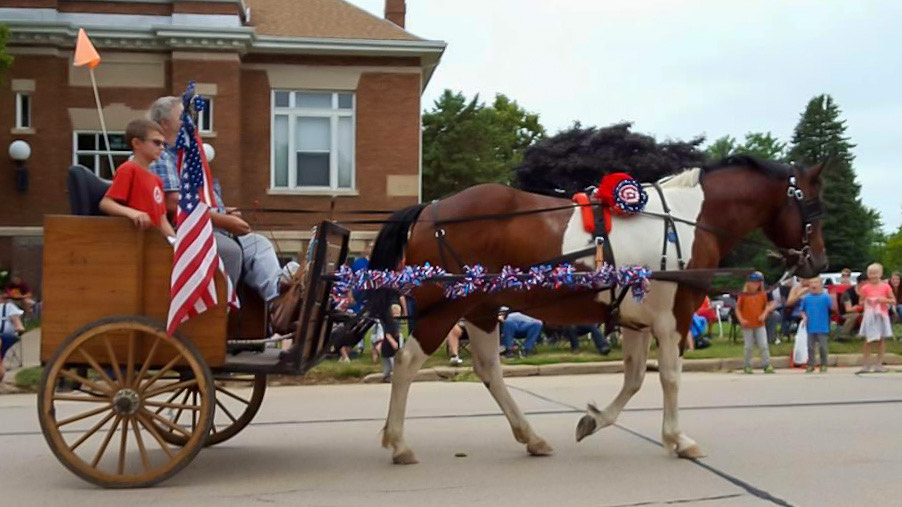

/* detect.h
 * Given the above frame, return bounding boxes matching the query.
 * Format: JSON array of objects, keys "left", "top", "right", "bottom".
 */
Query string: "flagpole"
[{"left": 88, "top": 67, "right": 115, "bottom": 176}]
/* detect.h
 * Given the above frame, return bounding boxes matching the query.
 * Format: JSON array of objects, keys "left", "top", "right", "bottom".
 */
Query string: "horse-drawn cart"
[{"left": 37, "top": 199, "right": 349, "bottom": 488}]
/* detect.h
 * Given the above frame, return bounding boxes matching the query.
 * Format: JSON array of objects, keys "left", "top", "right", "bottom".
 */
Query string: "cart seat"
[{"left": 67, "top": 165, "right": 111, "bottom": 216}]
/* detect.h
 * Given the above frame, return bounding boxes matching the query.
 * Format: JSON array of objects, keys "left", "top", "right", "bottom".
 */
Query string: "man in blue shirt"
[{"left": 800, "top": 278, "right": 836, "bottom": 372}]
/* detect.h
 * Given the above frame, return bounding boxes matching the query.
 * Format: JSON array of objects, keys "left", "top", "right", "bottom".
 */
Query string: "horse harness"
[{"left": 422, "top": 170, "right": 821, "bottom": 327}]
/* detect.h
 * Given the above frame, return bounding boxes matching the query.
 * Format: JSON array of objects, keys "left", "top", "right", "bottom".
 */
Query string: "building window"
[
  {"left": 15, "top": 93, "right": 30, "bottom": 129},
  {"left": 198, "top": 97, "right": 213, "bottom": 134},
  {"left": 271, "top": 90, "right": 355, "bottom": 190},
  {"left": 73, "top": 131, "right": 131, "bottom": 179}
]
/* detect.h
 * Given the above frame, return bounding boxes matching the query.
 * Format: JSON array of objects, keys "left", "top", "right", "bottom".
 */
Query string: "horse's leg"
[
  {"left": 467, "top": 322, "right": 553, "bottom": 456},
  {"left": 655, "top": 321, "right": 705, "bottom": 458},
  {"left": 576, "top": 327, "right": 651, "bottom": 441},
  {"left": 381, "top": 335, "right": 429, "bottom": 464}
]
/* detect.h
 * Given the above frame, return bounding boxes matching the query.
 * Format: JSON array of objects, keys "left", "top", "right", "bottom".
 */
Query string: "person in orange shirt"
[
  {"left": 737, "top": 272, "right": 777, "bottom": 374},
  {"left": 99, "top": 119, "right": 175, "bottom": 238}
]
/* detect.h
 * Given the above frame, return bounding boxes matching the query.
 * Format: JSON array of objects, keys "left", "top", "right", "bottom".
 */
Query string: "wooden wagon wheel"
[
  {"left": 153, "top": 373, "right": 266, "bottom": 447},
  {"left": 38, "top": 315, "right": 214, "bottom": 489}
]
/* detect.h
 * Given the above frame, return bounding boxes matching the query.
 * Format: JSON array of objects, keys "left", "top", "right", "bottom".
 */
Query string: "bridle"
[{"left": 775, "top": 169, "right": 823, "bottom": 285}]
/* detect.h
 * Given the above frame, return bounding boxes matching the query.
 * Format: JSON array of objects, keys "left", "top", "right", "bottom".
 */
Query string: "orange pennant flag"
[{"left": 73, "top": 28, "right": 101, "bottom": 69}]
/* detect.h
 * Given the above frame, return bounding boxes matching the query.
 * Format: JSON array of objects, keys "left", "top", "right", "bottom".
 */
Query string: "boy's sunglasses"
[{"left": 144, "top": 138, "right": 165, "bottom": 147}]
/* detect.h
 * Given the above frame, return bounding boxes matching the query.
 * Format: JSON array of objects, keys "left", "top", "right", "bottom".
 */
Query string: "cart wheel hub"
[{"left": 113, "top": 388, "right": 140, "bottom": 415}]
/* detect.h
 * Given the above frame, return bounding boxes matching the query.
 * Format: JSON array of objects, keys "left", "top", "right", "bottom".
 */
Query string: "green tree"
[
  {"left": 704, "top": 135, "right": 736, "bottom": 162},
  {"left": 735, "top": 131, "right": 786, "bottom": 161},
  {"left": 788, "top": 94, "right": 875, "bottom": 270},
  {"left": 0, "top": 25, "right": 14, "bottom": 79},
  {"left": 881, "top": 225, "right": 902, "bottom": 272},
  {"left": 422, "top": 90, "right": 545, "bottom": 201}
]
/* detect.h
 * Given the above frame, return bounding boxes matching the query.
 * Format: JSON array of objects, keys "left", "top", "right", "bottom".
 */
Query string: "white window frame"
[
  {"left": 270, "top": 90, "right": 356, "bottom": 192},
  {"left": 198, "top": 97, "right": 213, "bottom": 134},
  {"left": 15, "top": 92, "right": 30, "bottom": 129},
  {"left": 72, "top": 131, "right": 131, "bottom": 177}
]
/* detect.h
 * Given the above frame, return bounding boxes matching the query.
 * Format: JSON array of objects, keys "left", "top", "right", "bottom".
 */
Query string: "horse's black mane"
[
  {"left": 512, "top": 124, "right": 791, "bottom": 196},
  {"left": 703, "top": 154, "right": 792, "bottom": 180}
]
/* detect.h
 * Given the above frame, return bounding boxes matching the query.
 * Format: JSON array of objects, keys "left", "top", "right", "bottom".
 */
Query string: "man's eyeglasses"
[{"left": 144, "top": 138, "right": 165, "bottom": 147}]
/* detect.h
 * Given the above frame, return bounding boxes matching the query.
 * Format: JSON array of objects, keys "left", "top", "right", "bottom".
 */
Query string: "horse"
[{"left": 365, "top": 155, "right": 827, "bottom": 464}]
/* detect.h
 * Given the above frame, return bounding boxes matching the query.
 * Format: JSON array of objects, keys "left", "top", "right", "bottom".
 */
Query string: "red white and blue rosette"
[{"left": 612, "top": 177, "right": 647, "bottom": 215}]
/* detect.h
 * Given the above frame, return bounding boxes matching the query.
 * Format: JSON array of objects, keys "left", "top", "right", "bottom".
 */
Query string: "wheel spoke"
[
  {"left": 215, "top": 398, "right": 238, "bottom": 424},
  {"left": 117, "top": 417, "right": 128, "bottom": 475},
  {"left": 133, "top": 337, "right": 161, "bottom": 389},
  {"left": 143, "top": 379, "right": 198, "bottom": 400},
  {"left": 139, "top": 355, "right": 182, "bottom": 394},
  {"left": 53, "top": 394, "right": 110, "bottom": 403},
  {"left": 91, "top": 414, "right": 122, "bottom": 468},
  {"left": 144, "top": 400, "right": 201, "bottom": 411},
  {"left": 56, "top": 404, "right": 113, "bottom": 427},
  {"left": 104, "top": 336, "right": 125, "bottom": 386},
  {"left": 126, "top": 333, "right": 136, "bottom": 388},
  {"left": 59, "top": 369, "right": 112, "bottom": 397},
  {"left": 135, "top": 412, "right": 174, "bottom": 458},
  {"left": 140, "top": 409, "right": 192, "bottom": 439},
  {"left": 77, "top": 349, "right": 117, "bottom": 389},
  {"left": 69, "top": 411, "right": 116, "bottom": 452},
  {"left": 130, "top": 418, "right": 151, "bottom": 473},
  {"left": 170, "top": 389, "right": 192, "bottom": 426},
  {"left": 153, "top": 387, "right": 186, "bottom": 416},
  {"left": 215, "top": 385, "right": 252, "bottom": 405}
]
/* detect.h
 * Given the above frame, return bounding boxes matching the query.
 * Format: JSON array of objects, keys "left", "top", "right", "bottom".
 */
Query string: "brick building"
[{"left": 0, "top": 0, "right": 444, "bottom": 294}]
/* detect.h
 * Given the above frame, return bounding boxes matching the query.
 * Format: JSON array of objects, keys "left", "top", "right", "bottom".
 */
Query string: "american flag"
[{"left": 167, "top": 85, "right": 238, "bottom": 335}]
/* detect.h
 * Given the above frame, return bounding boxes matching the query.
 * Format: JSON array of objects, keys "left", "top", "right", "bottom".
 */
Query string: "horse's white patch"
[{"left": 560, "top": 169, "right": 705, "bottom": 327}]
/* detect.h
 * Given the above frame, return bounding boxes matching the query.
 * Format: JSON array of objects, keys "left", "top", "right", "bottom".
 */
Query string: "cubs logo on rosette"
[{"left": 596, "top": 172, "right": 648, "bottom": 216}]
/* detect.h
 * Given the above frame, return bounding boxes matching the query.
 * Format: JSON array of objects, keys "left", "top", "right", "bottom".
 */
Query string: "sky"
[{"left": 349, "top": 0, "right": 902, "bottom": 232}]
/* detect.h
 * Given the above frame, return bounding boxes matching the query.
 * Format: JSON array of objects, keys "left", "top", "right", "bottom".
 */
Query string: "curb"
[{"left": 361, "top": 353, "right": 902, "bottom": 384}]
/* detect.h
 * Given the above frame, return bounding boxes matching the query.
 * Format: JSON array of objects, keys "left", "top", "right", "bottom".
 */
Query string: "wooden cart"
[{"left": 37, "top": 212, "right": 349, "bottom": 488}]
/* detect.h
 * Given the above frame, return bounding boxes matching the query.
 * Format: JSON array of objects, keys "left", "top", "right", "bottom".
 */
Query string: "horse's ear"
[{"left": 807, "top": 160, "right": 827, "bottom": 182}]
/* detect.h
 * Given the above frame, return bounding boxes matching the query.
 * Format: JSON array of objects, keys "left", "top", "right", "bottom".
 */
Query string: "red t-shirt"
[{"left": 105, "top": 161, "right": 167, "bottom": 227}]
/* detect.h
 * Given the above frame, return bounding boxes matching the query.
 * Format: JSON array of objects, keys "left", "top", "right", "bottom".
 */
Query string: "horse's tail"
[{"left": 365, "top": 202, "right": 428, "bottom": 329}]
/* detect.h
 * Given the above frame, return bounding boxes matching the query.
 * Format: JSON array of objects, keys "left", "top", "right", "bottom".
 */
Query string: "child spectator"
[
  {"left": 799, "top": 277, "right": 835, "bottom": 372},
  {"left": 371, "top": 304, "right": 403, "bottom": 382},
  {"left": 858, "top": 263, "right": 896, "bottom": 372},
  {"left": 0, "top": 291, "right": 26, "bottom": 382},
  {"left": 99, "top": 119, "right": 175, "bottom": 237},
  {"left": 3, "top": 274, "right": 35, "bottom": 317},
  {"left": 737, "top": 271, "right": 777, "bottom": 374}
]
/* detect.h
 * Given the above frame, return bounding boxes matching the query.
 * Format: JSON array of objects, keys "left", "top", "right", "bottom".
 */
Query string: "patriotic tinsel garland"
[{"left": 330, "top": 263, "right": 651, "bottom": 302}]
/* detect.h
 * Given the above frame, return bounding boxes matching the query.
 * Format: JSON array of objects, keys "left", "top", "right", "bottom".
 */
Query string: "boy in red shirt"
[{"left": 99, "top": 119, "right": 175, "bottom": 237}]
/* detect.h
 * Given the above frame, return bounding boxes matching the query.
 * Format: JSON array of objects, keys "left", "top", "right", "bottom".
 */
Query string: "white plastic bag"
[{"left": 793, "top": 322, "right": 808, "bottom": 365}]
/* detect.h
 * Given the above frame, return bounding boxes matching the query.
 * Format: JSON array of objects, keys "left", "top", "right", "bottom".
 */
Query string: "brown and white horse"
[{"left": 366, "top": 156, "right": 827, "bottom": 464}]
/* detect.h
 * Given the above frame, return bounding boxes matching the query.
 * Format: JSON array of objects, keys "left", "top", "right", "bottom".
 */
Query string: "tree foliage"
[
  {"left": 787, "top": 94, "right": 876, "bottom": 270},
  {"left": 0, "top": 25, "right": 14, "bottom": 81},
  {"left": 705, "top": 132, "right": 785, "bottom": 162},
  {"left": 421, "top": 90, "right": 545, "bottom": 201},
  {"left": 513, "top": 122, "right": 706, "bottom": 194}
]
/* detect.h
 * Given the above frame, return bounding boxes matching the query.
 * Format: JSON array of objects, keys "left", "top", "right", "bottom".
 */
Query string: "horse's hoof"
[
  {"left": 392, "top": 449, "right": 419, "bottom": 465},
  {"left": 527, "top": 438, "right": 554, "bottom": 456},
  {"left": 575, "top": 415, "right": 597, "bottom": 442},
  {"left": 676, "top": 444, "right": 706, "bottom": 459}
]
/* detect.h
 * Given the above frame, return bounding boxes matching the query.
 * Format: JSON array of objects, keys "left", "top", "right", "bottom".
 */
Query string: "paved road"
[{"left": 2, "top": 369, "right": 900, "bottom": 506}]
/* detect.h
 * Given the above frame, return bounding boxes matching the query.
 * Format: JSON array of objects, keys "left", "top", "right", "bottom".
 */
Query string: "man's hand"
[
  {"left": 225, "top": 207, "right": 242, "bottom": 217},
  {"left": 131, "top": 210, "right": 152, "bottom": 230}
]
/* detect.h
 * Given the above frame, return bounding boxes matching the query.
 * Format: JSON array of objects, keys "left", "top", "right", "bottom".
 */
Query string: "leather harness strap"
[
  {"left": 432, "top": 200, "right": 465, "bottom": 272},
  {"left": 650, "top": 182, "right": 686, "bottom": 271}
]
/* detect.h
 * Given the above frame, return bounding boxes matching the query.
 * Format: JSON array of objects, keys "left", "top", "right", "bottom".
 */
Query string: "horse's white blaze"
[{"left": 559, "top": 169, "right": 705, "bottom": 449}]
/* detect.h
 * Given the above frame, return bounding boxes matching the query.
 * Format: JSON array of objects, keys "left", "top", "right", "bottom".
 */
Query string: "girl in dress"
[{"left": 858, "top": 263, "right": 896, "bottom": 372}]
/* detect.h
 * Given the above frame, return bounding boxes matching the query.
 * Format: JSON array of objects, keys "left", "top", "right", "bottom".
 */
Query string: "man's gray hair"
[{"left": 149, "top": 96, "right": 181, "bottom": 124}]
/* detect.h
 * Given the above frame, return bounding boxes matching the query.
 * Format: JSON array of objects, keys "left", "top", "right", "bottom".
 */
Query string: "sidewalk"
[
  {"left": 361, "top": 353, "right": 902, "bottom": 383},
  {"left": 0, "top": 328, "right": 41, "bottom": 394}
]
